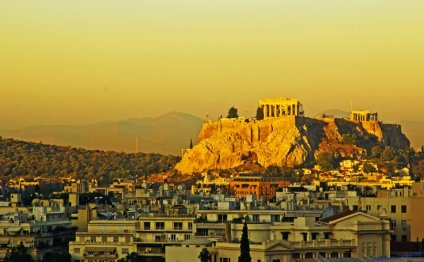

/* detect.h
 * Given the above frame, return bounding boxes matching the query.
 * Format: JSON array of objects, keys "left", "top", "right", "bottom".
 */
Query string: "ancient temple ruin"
[
  {"left": 350, "top": 110, "right": 378, "bottom": 122},
  {"left": 258, "top": 98, "right": 303, "bottom": 119}
]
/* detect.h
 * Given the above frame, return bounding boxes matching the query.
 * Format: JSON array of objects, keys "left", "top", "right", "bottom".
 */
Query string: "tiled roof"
[{"left": 320, "top": 210, "right": 357, "bottom": 223}]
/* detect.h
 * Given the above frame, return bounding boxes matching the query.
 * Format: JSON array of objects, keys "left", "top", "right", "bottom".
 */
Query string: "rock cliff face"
[{"left": 175, "top": 117, "right": 410, "bottom": 174}]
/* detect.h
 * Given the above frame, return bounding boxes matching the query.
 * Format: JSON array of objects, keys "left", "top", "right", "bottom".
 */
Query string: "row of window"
[
  {"left": 352, "top": 204, "right": 407, "bottom": 213},
  {"left": 153, "top": 233, "right": 191, "bottom": 242},
  {"left": 390, "top": 220, "right": 408, "bottom": 230},
  {"left": 143, "top": 221, "right": 192, "bottom": 230}
]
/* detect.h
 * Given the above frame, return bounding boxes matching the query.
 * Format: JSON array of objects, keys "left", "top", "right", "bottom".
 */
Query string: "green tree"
[
  {"left": 380, "top": 146, "right": 395, "bottom": 161},
  {"left": 40, "top": 252, "right": 71, "bottom": 262},
  {"left": 255, "top": 107, "right": 264, "bottom": 120},
  {"left": 199, "top": 248, "right": 210, "bottom": 262},
  {"left": 5, "top": 242, "right": 33, "bottom": 262},
  {"left": 239, "top": 220, "right": 251, "bottom": 262},
  {"left": 371, "top": 146, "right": 383, "bottom": 159},
  {"left": 316, "top": 152, "right": 335, "bottom": 171},
  {"left": 117, "top": 252, "right": 143, "bottom": 262},
  {"left": 227, "top": 106, "right": 239, "bottom": 119},
  {"left": 363, "top": 163, "right": 377, "bottom": 174}
]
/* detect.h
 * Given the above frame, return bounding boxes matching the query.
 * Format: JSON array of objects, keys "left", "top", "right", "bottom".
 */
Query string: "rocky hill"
[{"left": 175, "top": 116, "right": 410, "bottom": 174}]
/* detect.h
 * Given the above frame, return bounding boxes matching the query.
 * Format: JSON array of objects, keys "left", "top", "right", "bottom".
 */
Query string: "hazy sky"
[{"left": 1, "top": 0, "right": 423, "bottom": 129}]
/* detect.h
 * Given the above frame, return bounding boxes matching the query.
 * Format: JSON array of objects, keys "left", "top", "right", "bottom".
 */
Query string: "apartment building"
[{"left": 69, "top": 220, "right": 138, "bottom": 262}]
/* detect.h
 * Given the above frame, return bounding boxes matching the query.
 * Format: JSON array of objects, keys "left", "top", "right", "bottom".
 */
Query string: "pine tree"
[
  {"left": 190, "top": 139, "right": 193, "bottom": 149},
  {"left": 239, "top": 220, "right": 251, "bottom": 262}
]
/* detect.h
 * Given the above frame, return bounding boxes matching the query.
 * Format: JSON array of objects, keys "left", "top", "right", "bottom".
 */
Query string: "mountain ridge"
[{"left": 1, "top": 112, "right": 204, "bottom": 156}]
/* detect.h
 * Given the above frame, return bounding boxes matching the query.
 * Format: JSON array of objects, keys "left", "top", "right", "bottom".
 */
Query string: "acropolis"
[
  {"left": 350, "top": 110, "right": 378, "bottom": 122},
  {"left": 258, "top": 97, "right": 303, "bottom": 119}
]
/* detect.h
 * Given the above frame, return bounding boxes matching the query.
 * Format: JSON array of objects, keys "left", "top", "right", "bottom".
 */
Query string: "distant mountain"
[
  {"left": 314, "top": 109, "right": 350, "bottom": 119},
  {"left": 1, "top": 112, "right": 204, "bottom": 156}
]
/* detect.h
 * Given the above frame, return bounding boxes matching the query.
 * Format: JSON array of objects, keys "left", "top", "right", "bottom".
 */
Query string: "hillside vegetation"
[{"left": 0, "top": 137, "right": 180, "bottom": 182}]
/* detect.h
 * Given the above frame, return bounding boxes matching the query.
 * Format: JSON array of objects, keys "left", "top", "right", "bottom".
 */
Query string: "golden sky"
[{"left": 1, "top": 0, "right": 424, "bottom": 129}]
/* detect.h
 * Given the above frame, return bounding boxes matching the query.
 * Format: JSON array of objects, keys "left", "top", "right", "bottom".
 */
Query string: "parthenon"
[
  {"left": 350, "top": 110, "right": 378, "bottom": 122},
  {"left": 258, "top": 98, "right": 303, "bottom": 119}
]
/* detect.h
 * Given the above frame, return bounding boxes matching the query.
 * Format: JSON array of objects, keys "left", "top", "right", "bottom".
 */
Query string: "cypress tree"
[
  {"left": 255, "top": 107, "right": 264, "bottom": 120},
  {"left": 239, "top": 220, "right": 251, "bottom": 262}
]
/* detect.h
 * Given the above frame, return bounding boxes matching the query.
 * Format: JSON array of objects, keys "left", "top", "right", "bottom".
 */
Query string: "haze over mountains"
[
  {"left": 1, "top": 112, "right": 203, "bottom": 156},
  {"left": 1, "top": 110, "right": 423, "bottom": 156}
]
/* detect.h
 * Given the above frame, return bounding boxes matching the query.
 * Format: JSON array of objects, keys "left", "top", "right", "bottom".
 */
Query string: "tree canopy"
[
  {"left": 227, "top": 106, "right": 239, "bottom": 119},
  {"left": 0, "top": 138, "right": 179, "bottom": 182},
  {"left": 316, "top": 152, "right": 336, "bottom": 171},
  {"left": 39, "top": 252, "right": 71, "bottom": 262},
  {"left": 5, "top": 242, "right": 33, "bottom": 262}
]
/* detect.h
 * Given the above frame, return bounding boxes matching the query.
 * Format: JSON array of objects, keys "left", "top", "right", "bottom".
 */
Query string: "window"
[
  {"left": 74, "top": 248, "right": 80, "bottom": 254},
  {"left": 218, "top": 214, "right": 228, "bottom": 222},
  {"left": 281, "top": 232, "right": 289, "bottom": 241},
  {"left": 90, "top": 236, "right": 96, "bottom": 243},
  {"left": 174, "top": 222, "right": 183, "bottom": 230},
  {"left": 402, "top": 235, "right": 407, "bottom": 242},
  {"left": 253, "top": 215, "right": 260, "bottom": 222},
  {"left": 188, "top": 222, "right": 193, "bottom": 230},
  {"left": 366, "top": 205, "right": 371, "bottom": 211},
  {"left": 391, "top": 235, "right": 397, "bottom": 241},
  {"left": 324, "top": 232, "right": 331, "bottom": 239},
  {"left": 401, "top": 205, "right": 407, "bottom": 213},
  {"left": 144, "top": 222, "right": 151, "bottom": 230},
  {"left": 311, "top": 232, "right": 319, "bottom": 240},
  {"left": 271, "top": 215, "right": 280, "bottom": 222},
  {"left": 113, "top": 236, "right": 119, "bottom": 243},
  {"left": 301, "top": 232, "right": 308, "bottom": 241},
  {"left": 155, "top": 235, "right": 162, "bottom": 242},
  {"left": 391, "top": 220, "right": 397, "bottom": 229},
  {"left": 122, "top": 248, "right": 129, "bottom": 255},
  {"left": 353, "top": 205, "right": 358, "bottom": 211},
  {"left": 170, "top": 234, "right": 177, "bottom": 241},
  {"left": 401, "top": 220, "right": 407, "bottom": 230},
  {"left": 391, "top": 205, "right": 396, "bottom": 213},
  {"left": 184, "top": 234, "right": 191, "bottom": 240},
  {"left": 156, "top": 222, "right": 165, "bottom": 230},
  {"left": 343, "top": 251, "right": 351, "bottom": 258}
]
